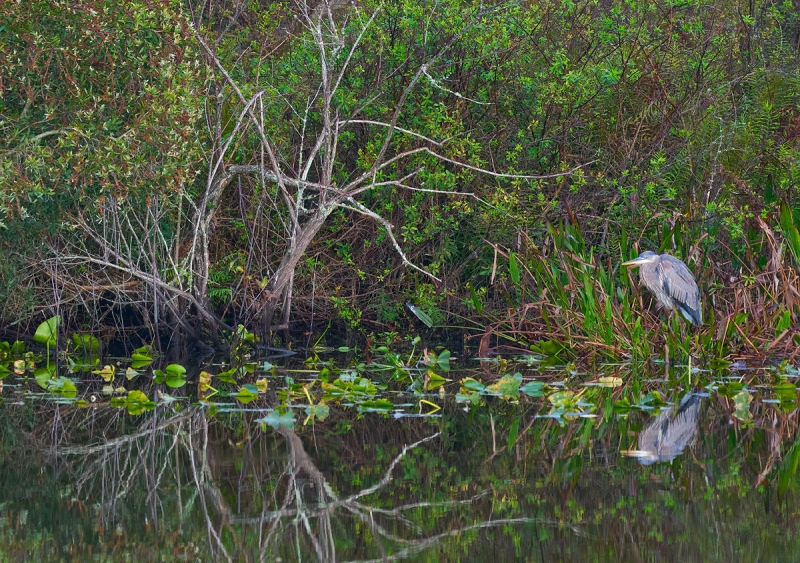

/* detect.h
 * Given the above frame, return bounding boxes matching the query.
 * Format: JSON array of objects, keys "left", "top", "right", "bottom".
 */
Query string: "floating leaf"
[
  {"left": 486, "top": 373, "right": 522, "bottom": 399},
  {"left": 125, "top": 367, "right": 140, "bottom": 380},
  {"left": 48, "top": 377, "right": 77, "bottom": 398},
  {"left": 460, "top": 378, "right": 486, "bottom": 393},
  {"left": 130, "top": 346, "right": 153, "bottom": 368},
  {"left": 305, "top": 403, "right": 330, "bottom": 423},
  {"left": 358, "top": 399, "right": 394, "bottom": 413},
  {"left": 93, "top": 365, "right": 115, "bottom": 382},
  {"left": 33, "top": 316, "right": 60, "bottom": 346},
  {"left": 598, "top": 376, "right": 623, "bottom": 388},
  {"left": 775, "top": 382, "right": 798, "bottom": 411},
  {"left": 437, "top": 350, "right": 451, "bottom": 372},
  {"left": 455, "top": 391, "right": 482, "bottom": 405},
  {"left": 732, "top": 390, "right": 752, "bottom": 423},
  {"left": 125, "top": 390, "right": 156, "bottom": 415},
  {"left": 235, "top": 385, "right": 258, "bottom": 404},
  {"left": 153, "top": 368, "right": 186, "bottom": 388},
  {"left": 257, "top": 410, "right": 296, "bottom": 429},
  {"left": 215, "top": 368, "right": 237, "bottom": 384},
  {"left": 11, "top": 341, "right": 25, "bottom": 356},
  {"left": 549, "top": 390, "right": 579, "bottom": 408},
  {"left": 531, "top": 339, "right": 567, "bottom": 357},
  {"left": 165, "top": 364, "right": 186, "bottom": 377},
  {"left": 71, "top": 334, "right": 99, "bottom": 355},
  {"left": 613, "top": 398, "right": 632, "bottom": 413},
  {"left": 152, "top": 364, "right": 187, "bottom": 389},
  {"left": 520, "top": 381, "right": 545, "bottom": 397},
  {"left": 255, "top": 378, "right": 268, "bottom": 393},
  {"left": 34, "top": 365, "right": 56, "bottom": 389},
  {"left": 718, "top": 382, "right": 745, "bottom": 397},
  {"left": 425, "top": 370, "right": 448, "bottom": 391}
]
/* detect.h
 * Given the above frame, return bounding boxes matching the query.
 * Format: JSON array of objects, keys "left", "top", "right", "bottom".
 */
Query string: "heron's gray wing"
[
  {"left": 656, "top": 256, "right": 702, "bottom": 324},
  {"left": 657, "top": 395, "right": 701, "bottom": 459}
]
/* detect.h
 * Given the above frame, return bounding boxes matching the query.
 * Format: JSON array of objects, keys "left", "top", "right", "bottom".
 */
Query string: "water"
[{"left": 0, "top": 346, "right": 799, "bottom": 561}]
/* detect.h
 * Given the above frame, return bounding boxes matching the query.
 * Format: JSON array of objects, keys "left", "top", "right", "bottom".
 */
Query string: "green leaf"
[
  {"left": 165, "top": 376, "right": 186, "bottom": 389},
  {"left": 93, "top": 365, "right": 115, "bottom": 382},
  {"left": 126, "top": 390, "right": 155, "bottom": 415},
  {"left": 425, "top": 370, "right": 447, "bottom": 390},
  {"left": 215, "top": 368, "right": 237, "bottom": 383},
  {"left": 778, "top": 436, "right": 800, "bottom": 499},
  {"left": 33, "top": 316, "right": 60, "bottom": 346},
  {"left": 154, "top": 364, "right": 187, "bottom": 388},
  {"left": 461, "top": 378, "right": 486, "bottom": 392},
  {"left": 531, "top": 339, "right": 567, "bottom": 357},
  {"left": 437, "top": 350, "right": 451, "bottom": 372},
  {"left": 732, "top": 390, "right": 752, "bottom": 423},
  {"left": 469, "top": 283, "right": 483, "bottom": 313},
  {"left": 780, "top": 200, "right": 800, "bottom": 266},
  {"left": 358, "top": 399, "right": 394, "bottom": 413},
  {"left": 597, "top": 376, "right": 623, "bottom": 388},
  {"left": 34, "top": 365, "right": 56, "bottom": 389},
  {"left": 509, "top": 251, "right": 520, "bottom": 285},
  {"left": 520, "top": 381, "right": 545, "bottom": 397},
  {"left": 130, "top": 346, "right": 153, "bottom": 368},
  {"left": 486, "top": 373, "right": 522, "bottom": 399},
  {"left": 48, "top": 377, "right": 77, "bottom": 398},
  {"left": 304, "top": 403, "right": 330, "bottom": 422},
  {"left": 257, "top": 410, "right": 296, "bottom": 429},
  {"left": 165, "top": 363, "right": 186, "bottom": 377},
  {"left": 71, "top": 334, "right": 100, "bottom": 354},
  {"left": 406, "top": 303, "right": 434, "bottom": 328},
  {"left": 235, "top": 385, "right": 258, "bottom": 404},
  {"left": 776, "top": 310, "right": 792, "bottom": 332},
  {"left": 507, "top": 418, "right": 520, "bottom": 450}
]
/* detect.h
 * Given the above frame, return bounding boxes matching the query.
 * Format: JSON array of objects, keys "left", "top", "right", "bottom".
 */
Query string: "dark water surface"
[{"left": 0, "top": 350, "right": 799, "bottom": 562}]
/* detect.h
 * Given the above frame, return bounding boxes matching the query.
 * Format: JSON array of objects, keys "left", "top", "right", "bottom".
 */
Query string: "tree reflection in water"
[{"left": 0, "top": 392, "right": 799, "bottom": 561}]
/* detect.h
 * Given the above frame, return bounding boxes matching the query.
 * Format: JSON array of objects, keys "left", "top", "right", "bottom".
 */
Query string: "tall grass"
[{"left": 486, "top": 214, "right": 800, "bottom": 363}]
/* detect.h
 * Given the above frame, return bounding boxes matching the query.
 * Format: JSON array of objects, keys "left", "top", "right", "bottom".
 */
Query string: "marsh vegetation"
[{"left": 1, "top": 0, "right": 800, "bottom": 559}]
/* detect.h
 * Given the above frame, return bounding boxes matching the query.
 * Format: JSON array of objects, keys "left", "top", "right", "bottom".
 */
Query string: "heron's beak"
[{"left": 621, "top": 257, "right": 646, "bottom": 266}]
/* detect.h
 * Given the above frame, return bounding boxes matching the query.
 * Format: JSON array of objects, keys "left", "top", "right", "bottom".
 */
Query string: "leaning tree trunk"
[{"left": 261, "top": 210, "right": 331, "bottom": 332}]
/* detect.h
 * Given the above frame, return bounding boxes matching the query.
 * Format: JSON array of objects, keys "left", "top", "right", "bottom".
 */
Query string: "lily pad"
[
  {"left": 235, "top": 385, "right": 258, "bottom": 404},
  {"left": 33, "top": 316, "right": 60, "bottom": 347},
  {"left": 257, "top": 410, "right": 296, "bottom": 429},
  {"left": 305, "top": 403, "right": 330, "bottom": 423}
]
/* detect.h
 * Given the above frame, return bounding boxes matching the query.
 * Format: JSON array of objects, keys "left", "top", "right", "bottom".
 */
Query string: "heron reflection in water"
[
  {"left": 621, "top": 251, "right": 702, "bottom": 326},
  {"left": 625, "top": 393, "right": 701, "bottom": 465}
]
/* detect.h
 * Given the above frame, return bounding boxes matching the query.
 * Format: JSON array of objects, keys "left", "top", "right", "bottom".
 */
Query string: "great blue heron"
[
  {"left": 625, "top": 393, "right": 701, "bottom": 465},
  {"left": 621, "top": 251, "right": 702, "bottom": 326}
]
